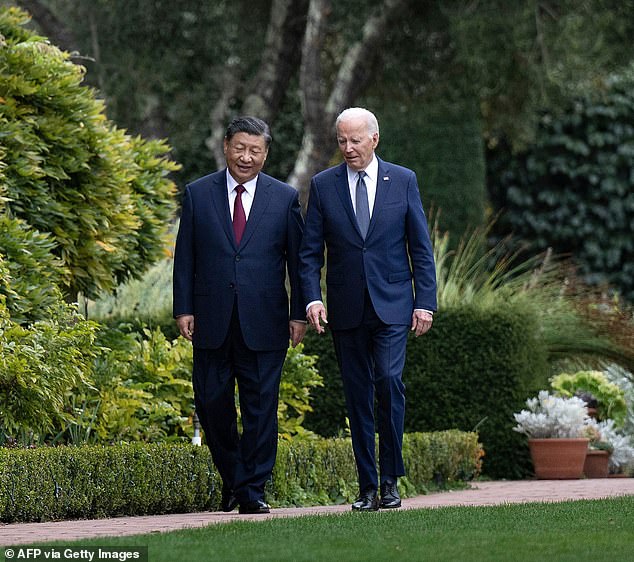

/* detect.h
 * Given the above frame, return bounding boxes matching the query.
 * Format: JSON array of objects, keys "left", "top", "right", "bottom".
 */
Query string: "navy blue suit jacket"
[
  {"left": 173, "top": 169, "right": 304, "bottom": 351},
  {"left": 299, "top": 158, "right": 436, "bottom": 330}
]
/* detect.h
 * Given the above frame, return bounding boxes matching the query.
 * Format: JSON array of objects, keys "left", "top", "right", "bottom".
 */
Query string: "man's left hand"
[
  {"left": 411, "top": 310, "right": 433, "bottom": 337},
  {"left": 290, "top": 320, "right": 307, "bottom": 347}
]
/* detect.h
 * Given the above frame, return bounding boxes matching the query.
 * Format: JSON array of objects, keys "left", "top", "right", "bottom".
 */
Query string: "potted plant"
[
  {"left": 585, "top": 418, "right": 634, "bottom": 477},
  {"left": 550, "top": 370, "right": 627, "bottom": 426},
  {"left": 513, "top": 391, "right": 590, "bottom": 479},
  {"left": 582, "top": 421, "right": 614, "bottom": 478}
]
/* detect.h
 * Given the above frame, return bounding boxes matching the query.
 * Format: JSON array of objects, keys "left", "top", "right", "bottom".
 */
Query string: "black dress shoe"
[
  {"left": 380, "top": 480, "right": 401, "bottom": 509},
  {"left": 238, "top": 499, "right": 271, "bottom": 514},
  {"left": 220, "top": 488, "right": 238, "bottom": 512},
  {"left": 351, "top": 488, "right": 379, "bottom": 511}
]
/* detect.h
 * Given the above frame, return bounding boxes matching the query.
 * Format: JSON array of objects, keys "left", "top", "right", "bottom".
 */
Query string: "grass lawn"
[{"left": 35, "top": 497, "right": 634, "bottom": 561}]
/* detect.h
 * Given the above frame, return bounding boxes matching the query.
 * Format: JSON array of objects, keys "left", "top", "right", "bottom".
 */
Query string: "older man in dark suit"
[
  {"left": 173, "top": 116, "right": 305, "bottom": 515},
  {"left": 300, "top": 107, "right": 437, "bottom": 511}
]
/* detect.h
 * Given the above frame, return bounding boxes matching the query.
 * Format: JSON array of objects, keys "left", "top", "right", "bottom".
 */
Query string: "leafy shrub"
[
  {"left": 487, "top": 64, "right": 634, "bottom": 301},
  {"left": 84, "top": 255, "right": 175, "bottom": 336},
  {"left": 47, "top": 326, "right": 323, "bottom": 445},
  {"left": 0, "top": 7, "right": 179, "bottom": 299},
  {"left": 61, "top": 326, "right": 195, "bottom": 444},
  {"left": 278, "top": 343, "right": 323, "bottom": 439},
  {"left": 0, "top": 214, "right": 68, "bottom": 324},
  {"left": 0, "top": 299, "right": 98, "bottom": 440},
  {"left": 379, "top": 101, "right": 487, "bottom": 243}
]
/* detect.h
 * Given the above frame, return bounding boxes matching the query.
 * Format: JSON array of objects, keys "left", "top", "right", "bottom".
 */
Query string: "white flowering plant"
[
  {"left": 585, "top": 418, "right": 634, "bottom": 471},
  {"left": 513, "top": 391, "right": 590, "bottom": 438}
]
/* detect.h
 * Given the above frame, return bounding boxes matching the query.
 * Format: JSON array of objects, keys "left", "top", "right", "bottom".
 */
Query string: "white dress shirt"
[{"left": 227, "top": 172, "right": 257, "bottom": 219}]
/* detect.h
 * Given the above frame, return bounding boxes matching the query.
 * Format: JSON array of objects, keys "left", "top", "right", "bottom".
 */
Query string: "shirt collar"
[
  {"left": 226, "top": 170, "right": 258, "bottom": 196},
  {"left": 346, "top": 155, "right": 378, "bottom": 184}
]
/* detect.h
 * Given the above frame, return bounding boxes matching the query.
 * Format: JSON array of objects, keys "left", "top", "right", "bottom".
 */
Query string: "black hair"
[{"left": 225, "top": 116, "right": 272, "bottom": 147}]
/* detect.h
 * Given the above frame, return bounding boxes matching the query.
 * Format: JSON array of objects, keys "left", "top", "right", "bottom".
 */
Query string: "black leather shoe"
[
  {"left": 380, "top": 480, "right": 401, "bottom": 509},
  {"left": 351, "top": 488, "right": 379, "bottom": 511},
  {"left": 221, "top": 488, "right": 238, "bottom": 512},
  {"left": 238, "top": 499, "right": 271, "bottom": 514}
]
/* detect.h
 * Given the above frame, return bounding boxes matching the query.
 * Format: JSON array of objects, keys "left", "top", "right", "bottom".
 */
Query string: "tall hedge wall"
[
  {"left": 377, "top": 101, "right": 487, "bottom": 243},
  {"left": 303, "top": 304, "right": 550, "bottom": 479}
]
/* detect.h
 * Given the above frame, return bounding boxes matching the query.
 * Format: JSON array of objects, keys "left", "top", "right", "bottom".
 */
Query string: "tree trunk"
[
  {"left": 242, "top": 0, "right": 309, "bottom": 123},
  {"left": 288, "top": 0, "right": 411, "bottom": 203},
  {"left": 207, "top": 0, "right": 309, "bottom": 168}
]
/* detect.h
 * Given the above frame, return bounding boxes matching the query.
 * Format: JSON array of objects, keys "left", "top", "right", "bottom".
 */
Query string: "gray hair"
[{"left": 335, "top": 107, "right": 379, "bottom": 137}]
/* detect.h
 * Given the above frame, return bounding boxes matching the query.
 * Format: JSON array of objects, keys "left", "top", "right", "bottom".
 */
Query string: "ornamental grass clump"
[{"left": 513, "top": 391, "right": 590, "bottom": 438}]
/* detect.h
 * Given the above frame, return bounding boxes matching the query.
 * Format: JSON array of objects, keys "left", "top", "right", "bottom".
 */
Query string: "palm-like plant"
[{"left": 431, "top": 217, "right": 634, "bottom": 371}]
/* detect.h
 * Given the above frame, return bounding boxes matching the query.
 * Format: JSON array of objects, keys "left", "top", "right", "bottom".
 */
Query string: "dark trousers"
[
  {"left": 192, "top": 304, "right": 286, "bottom": 503},
  {"left": 332, "top": 292, "right": 409, "bottom": 492}
]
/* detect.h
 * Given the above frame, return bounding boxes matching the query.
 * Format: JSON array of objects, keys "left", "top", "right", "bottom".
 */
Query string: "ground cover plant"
[{"left": 28, "top": 496, "right": 634, "bottom": 562}]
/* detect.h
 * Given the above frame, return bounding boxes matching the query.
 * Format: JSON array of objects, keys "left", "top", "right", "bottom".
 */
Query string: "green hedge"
[
  {"left": 0, "top": 431, "right": 482, "bottom": 522},
  {"left": 378, "top": 101, "right": 487, "bottom": 243},
  {"left": 303, "top": 304, "right": 550, "bottom": 479},
  {"left": 487, "top": 64, "right": 634, "bottom": 301}
]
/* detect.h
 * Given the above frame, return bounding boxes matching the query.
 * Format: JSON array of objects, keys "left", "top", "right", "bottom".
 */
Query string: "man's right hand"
[
  {"left": 307, "top": 303, "right": 328, "bottom": 334},
  {"left": 176, "top": 314, "right": 195, "bottom": 341}
]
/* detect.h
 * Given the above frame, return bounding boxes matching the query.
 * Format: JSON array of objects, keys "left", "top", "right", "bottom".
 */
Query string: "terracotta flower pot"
[
  {"left": 528, "top": 438, "right": 590, "bottom": 479},
  {"left": 583, "top": 449, "right": 610, "bottom": 478}
]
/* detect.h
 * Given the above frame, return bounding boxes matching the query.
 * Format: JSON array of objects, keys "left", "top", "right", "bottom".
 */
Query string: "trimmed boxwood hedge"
[
  {"left": 0, "top": 431, "right": 482, "bottom": 523},
  {"left": 303, "top": 304, "right": 550, "bottom": 479}
]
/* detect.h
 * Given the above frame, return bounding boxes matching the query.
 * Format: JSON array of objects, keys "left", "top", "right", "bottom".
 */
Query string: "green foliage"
[
  {"left": 488, "top": 64, "right": 634, "bottom": 301},
  {"left": 0, "top": 443, "right": 216, "bottom": 522},
  {"left": 38, "top": 0, "right": 261, "bottom": 183},
  {"left": 377, "top": 101, "right": 487, "bottom": 242},
  {"left": 85, "top": 254, "right": 175, "bottom": 332},
  {"left": 0, "top": 7, "right": 179, "bottom": 299},
  {"left": 0, "top": 431, "right": 482, "bottom": 522},
  {"left": 0, "top": 298, "right": 98, "bottom": 440},
  {"left": 432, "top": 221, "right": 633, "bottom": 371},
  {"left": 46, "top": 324, "right": 323, "bottom": 445},
  {"left": 0, "top": 214, "right": 68, "bottom": 323},
  {"left": 74, "top": 326, "right": 195, "bottom": 444},
  {"left": 403, "top": 305, "right": 548, "bottom": 479},
  {"left": 551, "top": 370, "right": 627, "bottom": 427},
  {"left": 302, "top": 330, "right": 345, "bottom": 437},
  {"left": 278, "top": 343, "right": 323, "bottom": 440}
]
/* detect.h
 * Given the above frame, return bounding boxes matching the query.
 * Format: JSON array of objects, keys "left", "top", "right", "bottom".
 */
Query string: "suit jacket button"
[
  {"left": 229, "top": 283, "right": 235, "bottom": 289},
  {"left": 235, "top": 255, "right": 241, "bottom": 261}
]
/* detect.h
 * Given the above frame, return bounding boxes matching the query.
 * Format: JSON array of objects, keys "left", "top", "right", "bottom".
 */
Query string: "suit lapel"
[
  {"left": 334, "top": 163, "right": 362, "bottom": 237},
  {"left": 208, "top": 169, "right": 237, "bottom": 247},
  {"left": 366, "top": 158, "right": 391, "bottom": 240}
]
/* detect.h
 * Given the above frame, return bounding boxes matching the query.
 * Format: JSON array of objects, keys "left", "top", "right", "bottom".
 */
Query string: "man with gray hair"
[{"left": 300, "top": 107, "right": 437, "bottom": 511}]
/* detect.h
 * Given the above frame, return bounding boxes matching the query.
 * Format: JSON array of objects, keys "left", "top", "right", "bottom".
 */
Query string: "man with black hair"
[{"left": 173, "top": 116, "right": 305, "bottom": 514}]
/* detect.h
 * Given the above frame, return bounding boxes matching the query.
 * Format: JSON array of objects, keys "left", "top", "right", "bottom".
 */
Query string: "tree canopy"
[{"left": 14, "top": 0, "right": 634, "bottom": 200}]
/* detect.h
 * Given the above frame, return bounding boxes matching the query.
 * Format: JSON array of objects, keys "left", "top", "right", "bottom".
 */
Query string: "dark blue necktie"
[{"left": 355, "top": 171, "right": 370, "bottom": 239}]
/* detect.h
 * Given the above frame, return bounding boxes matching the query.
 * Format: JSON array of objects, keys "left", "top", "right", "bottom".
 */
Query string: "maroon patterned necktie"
[{"left": 233, "top": 184, "right": 247, "bottom": 244}]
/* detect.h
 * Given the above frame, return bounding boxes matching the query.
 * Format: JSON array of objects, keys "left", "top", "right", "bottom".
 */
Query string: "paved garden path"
[{"left": 2, "top": 478, "right": 633, "bottom": 546}]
